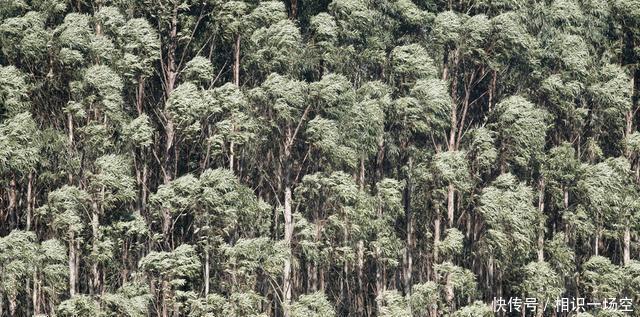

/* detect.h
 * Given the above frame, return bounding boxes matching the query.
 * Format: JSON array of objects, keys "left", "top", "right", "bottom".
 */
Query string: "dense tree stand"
[{"left": 1, "top": 0, "right": 640, "bottom": 316}]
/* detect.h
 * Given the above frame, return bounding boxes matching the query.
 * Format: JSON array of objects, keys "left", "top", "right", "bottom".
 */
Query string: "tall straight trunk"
[
  {"left": 32, "top": 271, "right": 39, "bottom": 315},
  {"left": 290, "top": 0, "right": 298, "bottom": 18},
  {"left": 26, "top": 172, "right": 33, "bottom": 230},
  {"left": 487, "top": 255, "right": 494, "bottom": 299},
  {"left": 357, "top": 156, "right": 366, "bottom": 314},
  {"left": 447, "top": 183, "right": 455, "bottom": 228},
  {"left": 9, "top": 177, "right": 17, "bottom": 225},
  {"left": 67, "top": 112, "right": 74, "bottom": 183},
  {"left": 163, "top": 5, "right": 178, "bottom": 184},
  {"left": 136, "top": 77, "right": 145, "bottom": 115},
  {"left": 537, "top": 178, "right": 545, "bottom": 262},
  {"left": 404, "top": 157, "right": 413, "bottom": 295},
  {"left": 204, "top": 248, "right": 210, "bottom": 294},
  {"left": 356, "top": 240, "right": 365, "bottom": 314},
  {"left": 230, "top": 35, "right": 241, "bottom": 172},
  {"left": 162, "top": 281, "right": 169, "bottom": 317},
  {"left": 624, "top": 225, "right": 631, "bottom": 265},
  {"left": 488, "top": 70, "right": 497, "bottom": 112},
  {"left": 121, "top": 240, "right": 129, "bottom": 285},
  {"left": 433, "top": 207, "right": 441, "bottom": 264},
  {"left": 91, "top": 206, "right": 100, "bottom": 295},
  {"left": 68, "top": 231, "right": 76, "bottom": 297},
  {"left": 595, "top": 230, "right": 600, "bottom": 256},
  {"left": 375, "top": 246, "right": 383, "bottom": 314},
  {"left": 283, "top": 184, "right": 293, "bottom": 317}
]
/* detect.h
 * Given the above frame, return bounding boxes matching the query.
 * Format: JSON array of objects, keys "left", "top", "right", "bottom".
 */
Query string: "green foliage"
[
  {"left": 57, "top": 295, "right": 100, "bottom": 317},
  {"left": 0, "top": 112, "right": 40, "bottom": 173},
  {"left": 40, "top": 185, "right": 90, "bottom": 235},
  {"left": 290, "top": 292, "right": 335, "bottom": 317},
  {"left": 409, "top": 282, "right": 439, "bottom": 316},
  {"left": 139, "top": 244, "right": 201, "bottom": 286},
  {"left": 166, "top": 82, "right": 206, "bottom": 136},
  {"left": 433, "top": 151, "right": 471, "bottom": 191},
  {"left": 452, "top": 301, "right": 493, "bottom": 317},
  {"left": 493, "top": 96, "right": 549, "bottom": 170},
  {"left": 478, "top": 173, "right": 538, "bottom": 266},
  {"left": 247, "top": 20, "right": 303, "bottom": 75},
  {"left": 391, "top": 44, "right": 436, "bottom": 83},
  {"left": 581, "top": 256, "right": 623, "bottom": 300},
  {"left": 377, "top": 290, "right": 410, "bottom": 317},
  {"left": 183, "top": 56, "right": 214, "bottom": 85},
  {"left": 123, "top": 114, "right": 153, "bottom": 147},
  {"left": 101, "top": 282, "right": 152, "bottom": 317},
  {"left": 437, "top": 228, "right": 464, "bottom": 258},
  {"left": 468, "top": 127, "right": 498, "bottom": 175},
  {"left": 519, "top": 261, "right": 564, "bottom": 303},
  {"left": 0, "top": 66, "right": 30, "bottom": 116}
]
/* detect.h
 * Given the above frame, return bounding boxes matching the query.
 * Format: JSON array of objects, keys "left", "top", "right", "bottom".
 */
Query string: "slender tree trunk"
[
  {"left": 488, "top": 70, "right": 497, "bottom": 112},
  {"left": 229, "top": 35, "right": 241, "bottom": 172},
  {"left": 447, "top": 183, "right": 455, "bottom": 228},
  {"left": 163, "top": 5, "right": 178, "bottom": 184},
  {"left": 434, "top": 207, "right": 441, "bottom": 264},
  {"left": 624, "top": 224, "right": 631, "bottom": 265},
  {"left": 91, "top": 205, "right": 100, "bottom": 295},
  {"left": 136, "top": 77, "right": 145, "bottom": 115},
  {"left": 9, "top": 176, "right": 17, "bottom": 226},
  {"left": 67, "top": 112, "right": 74, "bottom": 183},
  {"left": 356, "top": 240, "right": 365, "bottom": 314},
  {"left": 595, "top": 230, "right": 600, "bottom": 256},
  {"left": 162, "top": 281, "right": 169, "bottom": 317},
  {"left": 204, "top": 248, "right": 210, "bottom": 294},
  {"left": 290, "top": 0, "right": 298, "bottom": 18},
  {"left": 26, "top": 172, "right": 33, "bottom": 230},
  {"left": 68, "top": 231, "right": 76, "bottom": 297},
  {"left": 32, "top": 271, "right": 39, "bottom": 315},
  {"left": 283, "top": 184, "right": 293, "bottom": 317},
  {"left": 8, "top": 294, "right": 16, "bottom": 316},
  {"left": 404, "top": 157, "right": 413, "bottom": 295},
  {"left": 538, "top": 178, "right": 545, "bottom": 262}
]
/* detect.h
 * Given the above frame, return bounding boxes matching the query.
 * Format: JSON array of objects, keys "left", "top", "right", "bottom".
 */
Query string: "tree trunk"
[
  {"left": 488, "top": 70, "right": 497, "bottom": 112},
  {"left": 68, "top": 231, "right": 76, "bottom": 297},
  {"left": 25, "top": 172, "right": 33, "bottom": 230},
  {"left": 67, "top": 112, "right": 74, "bottom": 183},
  {"left": 447, "top": 183, "right": 455, "bottom": 228},
  {"left": 8, "top": 177, "right": 17, "bottom": 226},
  {"left": 283, "top": 184, "right": 293, "bottom": 317},
  {"left": 91, "top": 205, "right": 100, "bottom": 295},
  {"left": 229, "top": 35, "right": 241, "bottom": 172},
  {"left": 204, "top": 248, "right": 210, "bottom": 294},
  {"left": 404, "top": 157, "right": 413, "bottom": 295},
  {"left": 162, "top": 281, "right": 169, "bottom": 317},
  {"left": 162, "top": 5, "right": 179, "bottom": 185},
  {"left": 32, "top": 271, "right": 39, "bottom": 315},
  {"left": 624, "top": 225, "right": 631, "bottom": 265},
  {"left": 537, "top": 178, "right": 545, "bottom": 262},
  {"left": 434, "top": 208, "right": 441, "bottom": 264},
  {"left": 290, "top": 0, "right": 298, "bottom": 18}
]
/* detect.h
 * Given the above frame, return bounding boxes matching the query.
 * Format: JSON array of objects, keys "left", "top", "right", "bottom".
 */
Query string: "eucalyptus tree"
[
  {"left": 249, "top": 73, "right": 308, "bottom": 315},
  {"left": 139, "top": 244, "right": 200, "bottom": 317},
  {"left": 38, "top": 185, "right": 90, "bottom": 297},
  {"left": 0, "top": 230, "right": 38, "bottom": 316},
  {"left": 477, "top": 173, "right": 538, "bottom": 298}
]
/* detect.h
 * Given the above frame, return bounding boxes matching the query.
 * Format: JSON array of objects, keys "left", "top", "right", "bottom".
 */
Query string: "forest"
[{"left": 1, "top": 0, "right": 640, "bottom": 316}]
